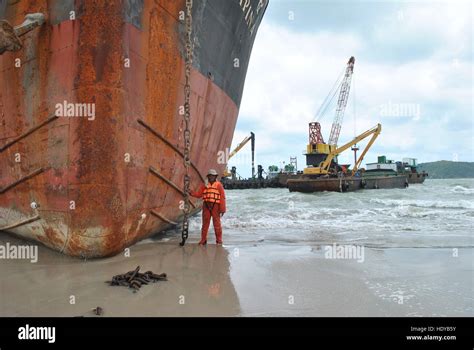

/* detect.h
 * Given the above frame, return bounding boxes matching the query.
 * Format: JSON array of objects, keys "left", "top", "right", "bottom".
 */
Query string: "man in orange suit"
[{"left": 190, "top": 169, "right": 226, "bottom": 245}]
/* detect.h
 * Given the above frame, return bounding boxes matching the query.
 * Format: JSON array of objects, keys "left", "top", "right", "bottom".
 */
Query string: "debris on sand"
[{"left": 92, "top": 306, "right": 103, "bottom": 316}]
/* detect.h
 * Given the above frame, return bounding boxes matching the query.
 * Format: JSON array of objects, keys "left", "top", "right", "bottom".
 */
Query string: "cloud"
[
  {"left": 370, "top": 1, "right": 472, "bottom": 62},
  {"left": 230, "top": 0, "right": 473, "bottom": 177}
]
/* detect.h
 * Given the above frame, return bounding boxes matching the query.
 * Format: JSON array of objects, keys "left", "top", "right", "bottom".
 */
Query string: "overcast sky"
[{"left": 229, "top": 0, "right": 472, "bottom": 178}]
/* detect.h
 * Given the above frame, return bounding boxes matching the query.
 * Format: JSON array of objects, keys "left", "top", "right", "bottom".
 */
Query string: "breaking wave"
[
  {"left": 451, "top": 185, "right": 474, "bottom": 194},
  {"left": 369, "top": 198, "right": 474, "bottom": 210}
]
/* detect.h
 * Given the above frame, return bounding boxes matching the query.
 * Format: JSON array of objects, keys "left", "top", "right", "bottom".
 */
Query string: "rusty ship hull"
[{"left": 0, "top": 0, "right": 267, "bottom": 257}]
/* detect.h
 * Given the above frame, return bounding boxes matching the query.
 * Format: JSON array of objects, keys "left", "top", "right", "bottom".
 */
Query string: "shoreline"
[{"left": 0, "top": 231, "right": 471, "bottom": 317}]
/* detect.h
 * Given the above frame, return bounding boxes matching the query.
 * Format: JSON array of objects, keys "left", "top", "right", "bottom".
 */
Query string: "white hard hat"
[{"left": 207, "top": 169, "right": 218, "bottom": 176}]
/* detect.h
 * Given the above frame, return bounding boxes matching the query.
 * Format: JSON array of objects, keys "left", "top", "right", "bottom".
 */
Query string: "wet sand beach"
[
  {"left": 0, "top": 233, "right": 239, "bottom": 317},
  {"left": 0, "top": 230, "right": 471, "bottom": 317}
]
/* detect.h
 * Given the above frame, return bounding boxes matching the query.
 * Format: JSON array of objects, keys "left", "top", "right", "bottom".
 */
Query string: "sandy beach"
[{"left": 0, "top": 227, "right": 471, "bottom": 317}]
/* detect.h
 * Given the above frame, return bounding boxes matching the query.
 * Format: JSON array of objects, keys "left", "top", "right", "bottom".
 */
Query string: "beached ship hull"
[{"left": 0, "top": 0, "right": 267, "bottom": 257}]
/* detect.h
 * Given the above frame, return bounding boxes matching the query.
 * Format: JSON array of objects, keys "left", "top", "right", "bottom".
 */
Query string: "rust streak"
[
  {"left": 150, "top": 210, "right": 178, "bottom": 225},
  {"left": 0, "top": 167, "right": 47, "bottom": 194},
  {"left": 138, "top": 119, "right": 205, "bottom": 182},
  {"left": 149, "top": 166, "right": 196, "bottom": 208},
  {"left": 0, "top": 115, "right": 58, "bottom": 153},
  {"left": 0, "top": 215, "right": 40, "bottom": 231}
]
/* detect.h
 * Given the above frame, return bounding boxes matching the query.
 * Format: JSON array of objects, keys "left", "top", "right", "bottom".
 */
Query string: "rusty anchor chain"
[
  {"left": 180, "top": 0, "right": 193, "bottom": 247},
  {"left": 0, "top": 13, "right": 45, "bottom": 55},
  {"left": 106, "top": 266, "right": 167, "bottom": 292}
]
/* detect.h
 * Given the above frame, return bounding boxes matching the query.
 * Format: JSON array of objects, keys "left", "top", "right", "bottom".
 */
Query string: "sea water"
[{"left": 188, "top": 179, "right": 473, "bottom": 249}]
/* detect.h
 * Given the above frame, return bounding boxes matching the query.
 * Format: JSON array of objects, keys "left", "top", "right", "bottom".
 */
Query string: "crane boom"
[
  {"left": 350, "top": 124, "right": 381, "bottom": 175},
  {"left": 223, "top": 132, "right": 255, "bottom": 178},
  {"left": 304, "top": 123, "right": 381, "bottom": 175},
  {"left": 320, "top": 123, "right": 381, "bottom": 175},
  {"left": 228, "top": 132, "right": 254, "bottom": 160},
  {"left": 328, "top": 56, "right": 355, "bottom": 146}
]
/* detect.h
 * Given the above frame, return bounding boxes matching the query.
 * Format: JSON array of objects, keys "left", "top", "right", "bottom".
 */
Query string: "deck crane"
[
  {"left": 223, "top": 132, "right": 255, "bottom": 178},
  {"left": 304, "top": 56, "right": 357, "bottom": 175},
  {"left": 316, "top": 124, "right": 382, "bottom": 176}
]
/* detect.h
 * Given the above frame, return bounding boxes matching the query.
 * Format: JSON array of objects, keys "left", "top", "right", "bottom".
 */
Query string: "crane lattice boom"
[{"left": 328, "top": 56, "right": 355, "bottom": 146}]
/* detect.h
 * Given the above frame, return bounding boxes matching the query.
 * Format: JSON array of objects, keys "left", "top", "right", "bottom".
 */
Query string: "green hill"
[{"left": 418, "top": 161, "right": 474, "bottom": 179}]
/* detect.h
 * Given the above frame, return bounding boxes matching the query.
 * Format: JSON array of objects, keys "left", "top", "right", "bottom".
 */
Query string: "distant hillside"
[{"left": 418, "top": 161, "right": 474, "bottom": 179}]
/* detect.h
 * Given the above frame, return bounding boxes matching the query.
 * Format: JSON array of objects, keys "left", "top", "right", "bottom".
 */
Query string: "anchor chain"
[{"left": 180, "top": 0, "right": 193, "bottom": 246}]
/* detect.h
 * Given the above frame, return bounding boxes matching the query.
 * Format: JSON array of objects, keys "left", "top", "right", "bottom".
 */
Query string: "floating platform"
[
  {"left": 274, "top": 173, "right": 301, "bottom": 187},
  {"left": 287, "top": 174, "right": 408, "bottom": 193},
  {"left": 287, "top": 176, "right": 362, "bottom": 193},
  {"left": 221, "top": 172, "right": 303, "bottom": 190},
  {"left": 362, "top": 173, "right": 408, "bottom": 189},
  {"left": 221, "top": 178, "right": 285, "bottom": 190},
  {"left": 407, "top": 171, "right": 428, "bottom": 184}
]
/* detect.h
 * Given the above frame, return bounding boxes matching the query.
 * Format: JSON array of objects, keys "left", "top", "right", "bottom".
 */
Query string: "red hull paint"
[{"left": 0, "top": 1, "right": 244, "bottom": 257}]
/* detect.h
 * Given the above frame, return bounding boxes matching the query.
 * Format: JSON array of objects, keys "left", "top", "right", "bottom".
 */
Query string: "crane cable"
[
  {"left": 352, "top": 73, "right": 357, "bottom": 138},
  {"left": 180, "top": 0, "right": 193, "bottom": 247},
  {"left": 314, "top": 67, "right": 345, "bottom": 122}
]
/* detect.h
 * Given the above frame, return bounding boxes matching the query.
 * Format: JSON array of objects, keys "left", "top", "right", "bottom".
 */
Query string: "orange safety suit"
[{"left": 190, "top": 180, "right": 226, "bottom": 244}]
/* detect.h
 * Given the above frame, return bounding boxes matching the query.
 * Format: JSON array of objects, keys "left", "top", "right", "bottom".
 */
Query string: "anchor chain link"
[{"left": 180, "top": 0, "right": 193, "bottom": 246}]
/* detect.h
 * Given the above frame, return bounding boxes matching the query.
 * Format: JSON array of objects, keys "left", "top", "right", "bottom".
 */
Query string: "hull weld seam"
[
  {"left": 0, "top": 115, "right": 58, "bottom": 153},
  {"left": 0, "top": 214, "right": 40, "bottom": 231},
  {"left": 137, "top": 119, "right": 205, "bottom": 182},
  {"left": 0, "top": 167, "right": 47, "bottom": 194},
  {"left": 150, "top": 210, "right": 178, "bottom": 225},
  {"left": 149, "top": 166, "right": 196, "bottom": 208}
]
